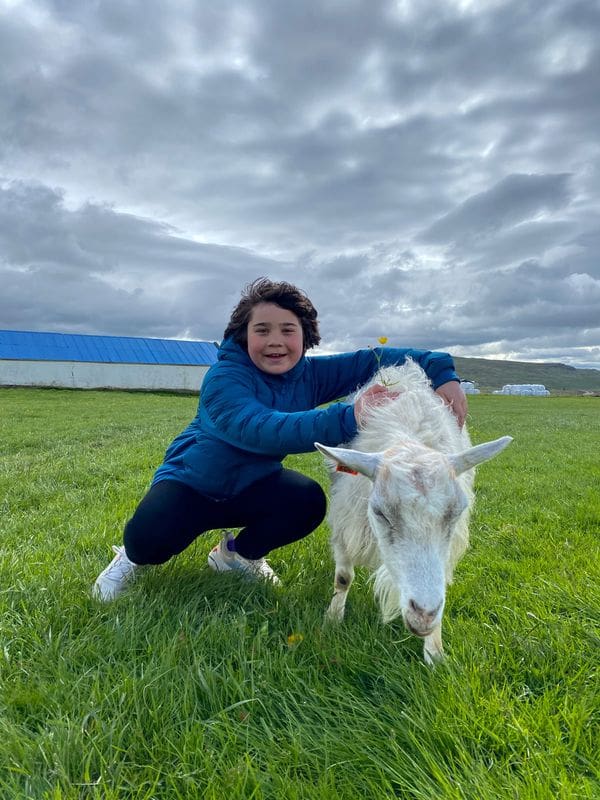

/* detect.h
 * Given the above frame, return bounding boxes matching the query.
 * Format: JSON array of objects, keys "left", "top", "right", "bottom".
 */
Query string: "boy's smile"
[{"left": 246, "top": 302, "right": 304, "bottom": 375}]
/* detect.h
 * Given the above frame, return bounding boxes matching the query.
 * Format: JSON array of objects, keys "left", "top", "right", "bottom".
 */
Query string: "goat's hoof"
[
  {"left": 423, "top": 647, "right": 445, "bottom": 667},
  {"left": 324, "top": 609, "right": 344, "bottom": 625}
]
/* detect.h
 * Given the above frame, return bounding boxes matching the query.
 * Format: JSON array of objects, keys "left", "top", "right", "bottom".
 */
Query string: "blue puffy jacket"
[{"left": 152, "top": 337, "right": 459, "bottom": 499}]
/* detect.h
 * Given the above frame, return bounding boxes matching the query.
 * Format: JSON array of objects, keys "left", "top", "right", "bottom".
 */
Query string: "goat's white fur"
[{"left": 315, "top": 359, "right": 511, "bottom": 665}]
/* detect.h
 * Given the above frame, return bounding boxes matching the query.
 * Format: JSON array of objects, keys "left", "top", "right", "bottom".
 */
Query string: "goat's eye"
[{"left": 371, "top": 506, "right": 391, "bottom": 525}]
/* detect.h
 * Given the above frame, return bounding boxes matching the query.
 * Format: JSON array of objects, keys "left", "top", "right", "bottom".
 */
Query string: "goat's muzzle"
[
  {"left": 403, "top": 598, "right": 444, "bottom": 637},
  {"left": 405, "top": 620, "right": 434, "bottom": 638}
]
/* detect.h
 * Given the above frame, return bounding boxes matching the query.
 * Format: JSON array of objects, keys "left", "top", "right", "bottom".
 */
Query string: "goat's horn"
[
  {"left": 449, "top": 436, "right": 513, "bottom": 475},
  {"left": 314, "top": 442, "right": 383, "bottom": 479}
]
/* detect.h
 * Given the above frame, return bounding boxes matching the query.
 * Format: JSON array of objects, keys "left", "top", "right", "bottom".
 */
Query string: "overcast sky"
[{"left": 1, "top": 0, "right": 599, "bottom": 368}]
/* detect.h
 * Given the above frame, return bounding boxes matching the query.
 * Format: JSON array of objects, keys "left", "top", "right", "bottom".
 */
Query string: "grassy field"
[{"left": 0, "top": 388, "right": 598, "bottom": 799}]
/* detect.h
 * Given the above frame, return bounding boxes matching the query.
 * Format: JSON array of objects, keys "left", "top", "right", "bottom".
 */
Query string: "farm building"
[
  {"left": 493, "top": 384, "right": 550, "bottom": 396},
  {"left": 0, "top": 330, "right": 219, "bottom": 392},
  {"left": 460, "top": 380, "right": 480, "bottom": 395}
]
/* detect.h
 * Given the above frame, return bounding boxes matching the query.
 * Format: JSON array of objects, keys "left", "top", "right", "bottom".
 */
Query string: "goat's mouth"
[{"left": 404, "top": 621, "right": 434, "bottom": 638}]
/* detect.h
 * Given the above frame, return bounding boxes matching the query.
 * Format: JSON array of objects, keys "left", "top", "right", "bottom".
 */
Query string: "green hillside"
[{"left": 453, "top": 356, "right": 600, "bottom": 394}]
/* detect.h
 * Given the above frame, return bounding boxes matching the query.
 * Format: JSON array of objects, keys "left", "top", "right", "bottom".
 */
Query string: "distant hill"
[{"left": 453, "top": 356, "right": 600, "bottom": 395}]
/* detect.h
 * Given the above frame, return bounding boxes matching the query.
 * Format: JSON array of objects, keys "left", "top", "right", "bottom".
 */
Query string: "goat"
[{"left": 315, "top": 359, "right": 511, "bottom": 665}]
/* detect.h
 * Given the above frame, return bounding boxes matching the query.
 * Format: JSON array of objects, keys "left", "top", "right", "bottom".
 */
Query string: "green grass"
[{"left": 0, "top": 388, "right": 598, "bottom": 799}]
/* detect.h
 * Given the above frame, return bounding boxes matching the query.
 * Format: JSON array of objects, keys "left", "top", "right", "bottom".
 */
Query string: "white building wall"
[{"left": 0, "top": 360, "right": 210, "bottom": 391}]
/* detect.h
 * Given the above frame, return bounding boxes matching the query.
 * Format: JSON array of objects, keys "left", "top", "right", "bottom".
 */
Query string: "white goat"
[{"left": 315, "top": 359, "right": 511, "bottom": 665}]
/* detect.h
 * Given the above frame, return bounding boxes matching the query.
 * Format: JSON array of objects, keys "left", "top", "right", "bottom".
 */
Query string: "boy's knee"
[
  {"left": 302, "top": 479, "right": 327, "bottom": 526},
  {"left": 124, "top": 512, "right": 173, "bottom": 565}
]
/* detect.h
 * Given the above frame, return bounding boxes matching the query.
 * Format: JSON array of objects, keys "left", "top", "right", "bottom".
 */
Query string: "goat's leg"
[
  {"left": 423, "top": 622, "right": 444, "bottom": 666},
  {"left": 325, "top": 542, "right": 355, "bottom": 623}
]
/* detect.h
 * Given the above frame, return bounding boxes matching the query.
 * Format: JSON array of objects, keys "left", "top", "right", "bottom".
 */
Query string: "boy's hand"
[
  {"left": 435, "top": 381, "right": 468, "bottom": 428},
  {"left": 354, "top": 384, "right": 400, "bottom": 426}
]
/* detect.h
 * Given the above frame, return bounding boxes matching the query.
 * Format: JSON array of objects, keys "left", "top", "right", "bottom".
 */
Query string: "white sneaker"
[
  {"left": 93, "top": 545, "right": 139, "bottom": 601},
  {"left": 207, "top": 531, "right": 281, "bottom": 585}
]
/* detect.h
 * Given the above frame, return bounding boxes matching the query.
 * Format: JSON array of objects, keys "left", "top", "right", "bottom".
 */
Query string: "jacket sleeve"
[
  {"left": 309, "top": 347, "right": 459, "bottom": 404},
  {"left": 199, "top": 365, "right": 358, "bottom": 456}
]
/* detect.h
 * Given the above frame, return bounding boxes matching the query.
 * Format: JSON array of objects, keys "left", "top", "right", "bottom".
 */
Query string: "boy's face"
[{"left": 246, "top": 302, "right": 304, "bottom": 375}]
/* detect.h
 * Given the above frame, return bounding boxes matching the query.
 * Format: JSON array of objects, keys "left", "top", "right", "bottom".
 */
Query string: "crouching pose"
[{"left": 93, "top": 277, "right": 467, "bottom": 601}]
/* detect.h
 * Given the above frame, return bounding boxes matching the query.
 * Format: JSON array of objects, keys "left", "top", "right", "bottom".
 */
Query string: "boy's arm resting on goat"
[
  {"left": 307, "top": 347, "right": 460, "bottom": 405},
  {"left": 344, "top": 357, "right": 467, "bottom": 429}
]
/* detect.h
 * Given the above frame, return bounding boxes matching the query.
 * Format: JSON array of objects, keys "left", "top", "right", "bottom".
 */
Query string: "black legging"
[{"left": 124, "top": 468, "right": 327, "bottom": 565}]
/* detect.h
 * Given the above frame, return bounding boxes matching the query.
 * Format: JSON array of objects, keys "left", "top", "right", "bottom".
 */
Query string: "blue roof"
[{"left": 0, "top": 330, "right": 219, "bottom": 366}]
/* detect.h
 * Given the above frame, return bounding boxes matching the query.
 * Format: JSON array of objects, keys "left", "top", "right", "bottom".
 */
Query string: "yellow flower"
[
  {"left": 371, "top": 336, "right": 398, "bottom": 388},
  {"left": 287, "top": 633, "right": 304, "bottom": 647}
]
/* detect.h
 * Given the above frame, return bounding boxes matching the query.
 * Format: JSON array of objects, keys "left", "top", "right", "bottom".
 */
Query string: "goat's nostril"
[{"left": 409, "top": 599, "right": 443, "bottom": 619}]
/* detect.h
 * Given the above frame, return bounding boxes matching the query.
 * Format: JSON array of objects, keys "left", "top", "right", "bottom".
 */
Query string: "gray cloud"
[
  {"left": 1, "top": 0, "right": 600, "bottom": 368},
  {"left": 0, "top": 180, "right": 284, "bottom": 339},
  {"left": 421, "top": 173, "right": 573, "bottom": 245}
]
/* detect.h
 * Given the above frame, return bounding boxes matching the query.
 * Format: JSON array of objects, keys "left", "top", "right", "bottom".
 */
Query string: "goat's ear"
[
  {"left": 449, "top": 436, "right": 513, "bottom": 475},
  {"left": 314, "top": 442, "right": 383, "bottom": 479}
]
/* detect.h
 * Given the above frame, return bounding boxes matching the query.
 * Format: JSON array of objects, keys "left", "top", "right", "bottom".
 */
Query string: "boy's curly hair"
[{"left": 223, "top": 277, "right": 321, "bottom": 351}]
